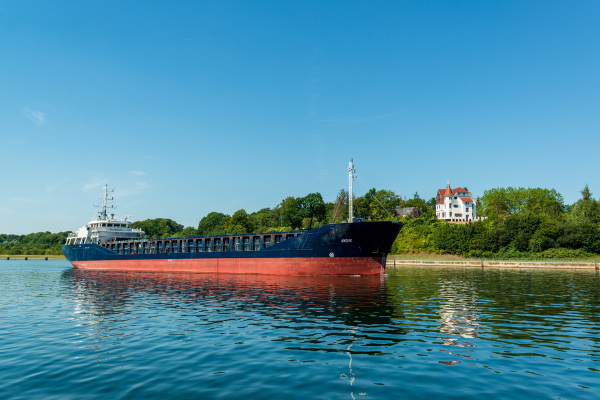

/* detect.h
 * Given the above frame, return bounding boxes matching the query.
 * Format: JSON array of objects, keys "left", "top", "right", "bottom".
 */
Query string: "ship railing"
[
  {"left": 107, "top": 242, "right": 275, "bottom": 255},
  {"left": 103, "top": 232, "right": 298, "bottom": 255}
]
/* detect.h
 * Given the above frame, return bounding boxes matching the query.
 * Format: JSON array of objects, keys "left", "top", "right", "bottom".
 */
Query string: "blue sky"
[{"left": 1, "top": 1, "right": 599, "bottom": 234}]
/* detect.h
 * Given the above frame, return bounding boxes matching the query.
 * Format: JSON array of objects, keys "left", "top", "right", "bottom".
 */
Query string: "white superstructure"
[{"left": 65, "top": 185, "right": 145, "bottom": 245}]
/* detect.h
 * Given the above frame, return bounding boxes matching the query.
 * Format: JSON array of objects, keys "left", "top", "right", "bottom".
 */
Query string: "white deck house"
[{"left": 435, "top": 182, "right": 477, "bottom": 223}]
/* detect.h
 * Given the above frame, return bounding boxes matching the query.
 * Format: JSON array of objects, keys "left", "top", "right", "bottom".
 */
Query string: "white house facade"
[{"left": 435, "top": 182, "right": 477, "bottom": 223}]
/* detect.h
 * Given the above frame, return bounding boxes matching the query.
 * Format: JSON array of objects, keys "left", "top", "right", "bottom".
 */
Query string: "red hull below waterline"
[{"left": 70, "top": 256, "right": 386, "bottom": 276}]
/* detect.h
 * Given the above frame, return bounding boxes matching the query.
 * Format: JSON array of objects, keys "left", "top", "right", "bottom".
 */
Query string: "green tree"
[
  {"left": 368, "top": 189, "right": 402, "bottom": 220},
  {"left": 280, "top": 197, "right": 303, "bottom": 229},
  {"left": 248, "top": 207, "right": 277, "bottom": 232},
  {"left": 570, "top": 184, "right": 600, "bottom": 224},
  {"left": 178, "top": 226, "right": 199, "bottom": 237},
  {"left": 329, "top": 189, "right": 349, "bottom": 223},
  {"left": 353, "top": 195, "right": 370, "bottom": 219},
  {"left": 226, "top": 224, "right": 247, "bottom": 234},
  {"left": 478, "top": 188, "right": 509, "bottom": 218},
  {"left": 427, "top": 197, "right": 437, "bottom": 210},
  {"left": 525, "top": 188, "right": 564, "bottom": 218},
  {"left": 278, "top": 193, "right": 327, "bottom": 230},
  {"left": 132, "top": 218, "right": 183, "bottom": 238},
  {"left": 197, "top": 212, "right": 230, "bottom": 236},
  {"left": 302, "top": 192, "right": 326, "bottom": 229},
  {"left": 225, "top": 209, "right": 251, "bottom": 233},
  {"left": 0, "top": 231, "right": 70, "bottom": 255},
  {"left": 480, "top": 187, "right": 564, "bottom": 219}
]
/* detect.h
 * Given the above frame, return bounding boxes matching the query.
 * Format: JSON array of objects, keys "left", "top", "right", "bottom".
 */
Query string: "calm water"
[{"left": 1, "top": 261, "right": 599, "bottom": 399}]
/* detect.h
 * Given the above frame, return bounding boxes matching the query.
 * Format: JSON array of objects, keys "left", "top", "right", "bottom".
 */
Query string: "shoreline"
[
  {"left": 1, "top": 255, "right": 65, "bottom": 260},
  {"left": 387, "top": 258, "right": 600, "bottom": 269},
  {"left": 2, "top": 255, "right": 598, "bottom": 270}
]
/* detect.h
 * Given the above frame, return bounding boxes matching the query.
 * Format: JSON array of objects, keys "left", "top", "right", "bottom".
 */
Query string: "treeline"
[
  {"left": 395, "top": 185, "right": 600, "bottom": 258},
  {"left": 1, "top": 188, "right": 402, "bottom": 255},
  {"left": 0, "top": 232, "right": 70, "bottom": 255},
  {"left": 5, "top": 185, "right": 600, "bottom": 259},
  {"left": 132, "top": 188, "right": 403, "bottom": 238}
]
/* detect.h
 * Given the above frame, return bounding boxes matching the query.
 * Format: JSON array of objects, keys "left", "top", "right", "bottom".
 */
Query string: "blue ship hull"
[{"left": 63, "top": 221, "right": 403, "bottom": 275}]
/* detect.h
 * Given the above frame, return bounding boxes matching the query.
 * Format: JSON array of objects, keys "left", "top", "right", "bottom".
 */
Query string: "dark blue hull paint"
[{"left": 63, "top": 222, "right": 402, "bottom": 262}]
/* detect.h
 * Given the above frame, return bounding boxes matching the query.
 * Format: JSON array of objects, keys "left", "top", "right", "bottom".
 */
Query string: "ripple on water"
[{"left": 1, "top": 262, "right": 599, "bottom": 399}]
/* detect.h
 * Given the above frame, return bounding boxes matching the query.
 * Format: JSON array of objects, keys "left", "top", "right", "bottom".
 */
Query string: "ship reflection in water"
[
  {"left": 65, "top": 268, "right": 405, "bottom": 345},
  {"left": 7, "top": 263, "right": 597, "bottom": 399},
  {"left": 64, "top": 268, "right": 405, "bottom": 397},
  {"left": 67, "top": 270, "right": 391, "bottom": 319}
]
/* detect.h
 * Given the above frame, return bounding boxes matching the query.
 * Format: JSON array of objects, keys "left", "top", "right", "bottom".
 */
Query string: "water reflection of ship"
[
  {"left": 64, "top": 270, "right": 404, "bottom": 329},
  {"left": 64, "top": 270, "right": 405, "bottom": 397},
  {"left": 437, "top": 278, "right": 480, "bottom": 347}
]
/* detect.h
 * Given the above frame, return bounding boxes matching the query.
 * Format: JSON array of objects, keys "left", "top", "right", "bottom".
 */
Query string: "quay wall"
[{"left": 386, "top": 259, "right": 600, "bottom": 269}]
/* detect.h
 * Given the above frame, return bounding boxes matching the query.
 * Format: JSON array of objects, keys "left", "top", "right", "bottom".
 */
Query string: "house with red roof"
[{"left": 435, "top": 182, "right": 477, "bottom": 223}]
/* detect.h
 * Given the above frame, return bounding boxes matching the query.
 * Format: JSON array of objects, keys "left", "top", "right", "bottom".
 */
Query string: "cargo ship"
[{"left": 62, "top": 162, "right": 403, "bottom": 275}]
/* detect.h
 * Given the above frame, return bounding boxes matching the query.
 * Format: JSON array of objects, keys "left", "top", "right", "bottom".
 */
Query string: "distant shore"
[
  {"left": 387, "top": 255, "right": 600, "bottom": 269},
  {"left": 1, "top": 255, "right": 65, "bottom": 260}
]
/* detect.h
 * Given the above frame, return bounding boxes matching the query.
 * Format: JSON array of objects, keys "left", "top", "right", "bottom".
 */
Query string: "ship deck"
[{"left": 99, "top": 230, "right": 306, "bottom": 256}]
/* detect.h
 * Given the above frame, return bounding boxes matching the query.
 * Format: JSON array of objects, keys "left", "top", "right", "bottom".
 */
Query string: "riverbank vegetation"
[
  {"left": 3, "top": 185, "right": 600, "bottom": 258},
  {"left": 393, "top": 185, "right": 600, "bottom": 259},
  {"left": 131, "top": 188, "right": 403, "bottom": 238},
  {"left": 0, "top": 232, "right": 70, "bottom": 256}
]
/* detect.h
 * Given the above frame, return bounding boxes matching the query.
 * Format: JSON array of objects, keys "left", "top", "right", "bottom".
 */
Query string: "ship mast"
[
  {"left": 97, "top": 184, "right": 115, "bottom": 221},
  {"left": 348, "top": 159, "right": 355, "bottom": 223}
]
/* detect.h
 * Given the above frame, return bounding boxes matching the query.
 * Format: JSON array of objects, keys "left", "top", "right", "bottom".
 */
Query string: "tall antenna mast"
[
  {"left": 96, "top": 184, "right": 115, "bottom": 221},
  {"left": 348, "top": 159, "right": 355, "bottom": 223}
]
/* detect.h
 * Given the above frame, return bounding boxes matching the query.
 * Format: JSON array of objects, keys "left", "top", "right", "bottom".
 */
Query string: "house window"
[
  {"left": 466, "top": 207, "right": 469, "bottom": 212},
  {"left": 450, "top": 212, "right": 452, "bottom": 217}
]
